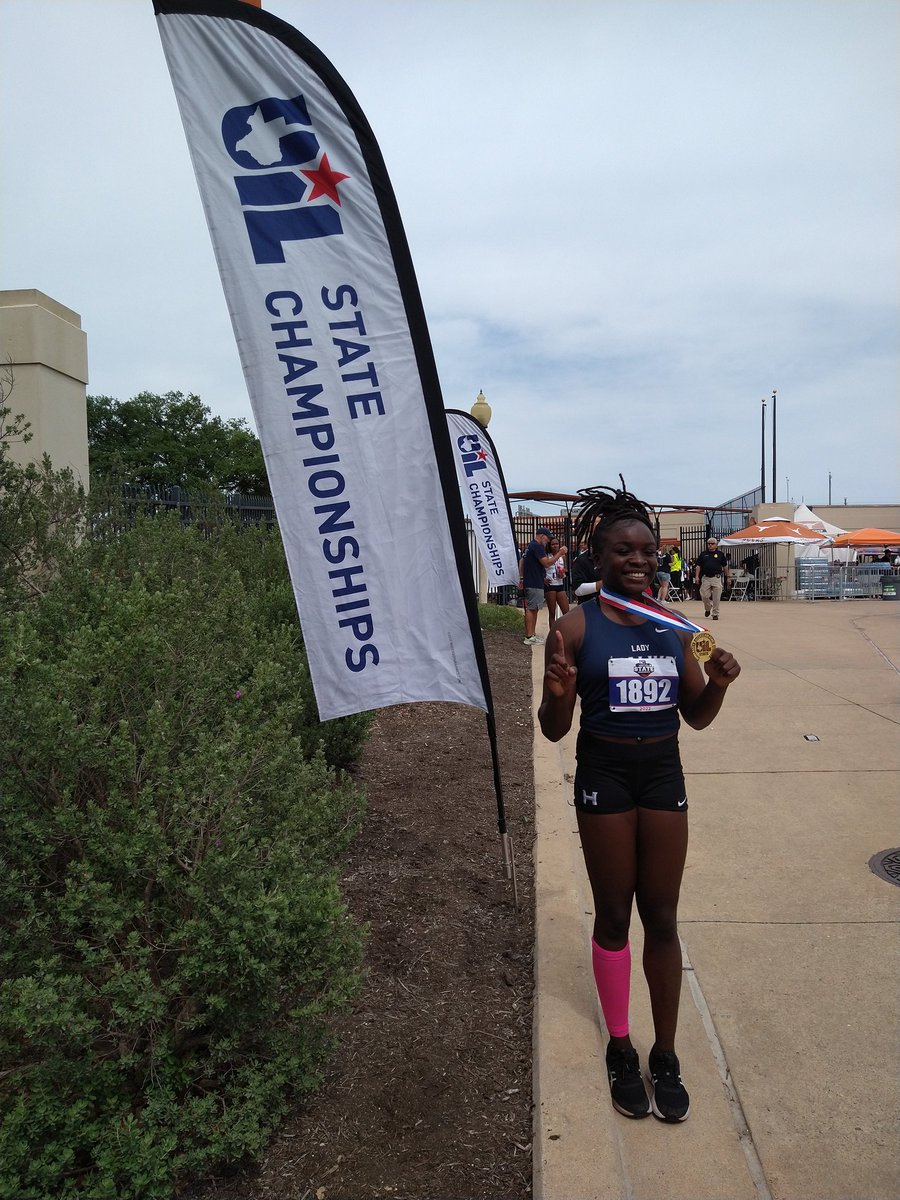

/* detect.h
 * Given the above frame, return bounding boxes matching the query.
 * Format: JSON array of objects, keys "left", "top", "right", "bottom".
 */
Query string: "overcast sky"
[{"left": 3, "top": 0, "right": 898, "bottom": 512}]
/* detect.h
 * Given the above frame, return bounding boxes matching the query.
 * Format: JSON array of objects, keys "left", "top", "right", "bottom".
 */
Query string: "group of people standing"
[{"left": 519, "top": 529, "right": 734, "bottom": 638}]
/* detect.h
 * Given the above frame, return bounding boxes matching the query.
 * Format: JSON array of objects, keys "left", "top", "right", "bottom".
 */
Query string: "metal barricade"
[{"left": 795, "top": 561, "right": 898, "bottom": 600}]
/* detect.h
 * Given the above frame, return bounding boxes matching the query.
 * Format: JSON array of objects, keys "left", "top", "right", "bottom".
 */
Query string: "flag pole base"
[{"left": 501, "top": 832, "right": 519, "bottom": 911}]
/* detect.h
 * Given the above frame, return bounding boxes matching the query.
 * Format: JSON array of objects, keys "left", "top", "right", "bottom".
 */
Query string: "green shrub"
[
  {"left": 0, "top": 524, "right": 365, "bottom": 1198},
  {"left": 0, "top": 401, "right": 85, "bottom": 607},
  {"left": 83, "top": 511, "right": 373, "bottom": 769},
  {"left": 478, "top": 601, "right": 527, "bottom": 633}
]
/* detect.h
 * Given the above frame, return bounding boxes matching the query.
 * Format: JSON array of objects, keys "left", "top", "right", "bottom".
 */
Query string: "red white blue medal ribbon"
[
  {"left": 599, "top": 586, "right": 717, "bottom": 661},
  {"left": 598, "top": 586, "right": 707, "bottom": 634}
]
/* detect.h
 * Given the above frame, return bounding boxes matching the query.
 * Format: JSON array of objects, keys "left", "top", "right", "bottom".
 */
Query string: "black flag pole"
[
  {"left": 437, "top": 479, "right": 518, "bottom": 904},
  {"left": 444, "top": 409, "right": 522, "bottom": 907},
  {"left": 441, "top": 531, "right": 516, "bottom": 903},
  {"left": 485, "top": 708, "right": 518, "bottom": 909}
]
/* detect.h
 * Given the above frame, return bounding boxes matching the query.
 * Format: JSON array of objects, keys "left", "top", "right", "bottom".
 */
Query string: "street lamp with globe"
[{"left": 470, "top": 388, "right": 492, "bottom": 428}]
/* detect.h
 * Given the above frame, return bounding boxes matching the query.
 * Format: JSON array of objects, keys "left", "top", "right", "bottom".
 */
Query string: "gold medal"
[{"left": 691, "top": 631, "right": 716, "bottom": 662}]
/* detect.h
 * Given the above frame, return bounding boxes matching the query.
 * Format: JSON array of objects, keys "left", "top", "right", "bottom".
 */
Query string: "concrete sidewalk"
[{"left": 529, "top": 599, "right": 899, "bottom": 1200}]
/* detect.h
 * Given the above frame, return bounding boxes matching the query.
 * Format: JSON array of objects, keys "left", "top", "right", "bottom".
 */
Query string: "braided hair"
[{"left": 574, "top": 476, "right": 655, "bottom": 558}]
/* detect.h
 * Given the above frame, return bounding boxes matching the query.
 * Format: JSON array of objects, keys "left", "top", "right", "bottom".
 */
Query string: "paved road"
[{"left": 529, "top": 598, "right": 899, "bottom": 1200}]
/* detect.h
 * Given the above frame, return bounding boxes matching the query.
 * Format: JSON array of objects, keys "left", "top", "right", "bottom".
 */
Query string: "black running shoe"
[
  {"left": 647, "top": 1048, "right": 690, "bottom": 1123},
  {"left": 606, "top": 1044, "right": 650, "bottom": 1118}
]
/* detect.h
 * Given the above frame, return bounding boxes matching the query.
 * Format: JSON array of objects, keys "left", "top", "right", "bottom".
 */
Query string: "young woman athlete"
[{"left": 538, "top": 483, "right": 740, "bottom": 1122}]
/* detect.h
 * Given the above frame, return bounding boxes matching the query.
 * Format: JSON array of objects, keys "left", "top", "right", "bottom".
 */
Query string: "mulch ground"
[{"left": 193, "top": 627, "right": 536, "bottom": 1200}]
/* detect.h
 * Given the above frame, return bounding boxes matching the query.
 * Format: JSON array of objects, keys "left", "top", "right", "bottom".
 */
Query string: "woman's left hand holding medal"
[{"left": 703, "top": 646, "right": 741, "bottom": 688}]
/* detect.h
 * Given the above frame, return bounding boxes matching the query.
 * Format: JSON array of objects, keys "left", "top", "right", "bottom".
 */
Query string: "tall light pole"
[
  {"left": 828, "top": 471, "right": 832, "bottom": 504},
  {"left": 771, "top": 389, "right": 777, "bottom": 503},
  {"left": 760, "top": 397, "right": 767, "bottom": 503}
]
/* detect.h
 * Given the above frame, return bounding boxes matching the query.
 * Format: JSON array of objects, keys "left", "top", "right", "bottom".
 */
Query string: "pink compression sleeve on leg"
[{"left": 591, "top": 939, "right": 631, "bottom": 1037}]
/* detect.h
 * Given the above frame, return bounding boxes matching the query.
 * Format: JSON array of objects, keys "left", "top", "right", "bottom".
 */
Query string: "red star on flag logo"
[
  {"left": 476, "top": 450, "right": 488, "bottom": 461},
  {"left": 300, "top": 153, "right": 349, "bottom": 204}
]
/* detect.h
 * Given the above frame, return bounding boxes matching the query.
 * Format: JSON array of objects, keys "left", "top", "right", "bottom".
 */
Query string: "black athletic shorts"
[{"left": 574, "top": 730, "right": 688, "bottom": 815}]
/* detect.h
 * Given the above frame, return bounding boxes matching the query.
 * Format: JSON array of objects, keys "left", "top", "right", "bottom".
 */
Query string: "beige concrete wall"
[
  {"left": 755, "top": 501, "right": 900, "bottom": 529},
  {"left": 807, "top": 503, "right": 900, "bottom": 531},
  {"left": 0, "top": 289, "right": 89, "bottom": 488}
]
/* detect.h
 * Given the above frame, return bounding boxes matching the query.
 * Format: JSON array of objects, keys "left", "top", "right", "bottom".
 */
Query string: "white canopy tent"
[{"left": 791, "top": 504, "right": 854, "bottom": 562}]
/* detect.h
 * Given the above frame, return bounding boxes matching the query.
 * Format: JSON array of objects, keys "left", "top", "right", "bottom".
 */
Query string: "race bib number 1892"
[{"left": 608, "top": 655, "right": 679, "bottom": 712}]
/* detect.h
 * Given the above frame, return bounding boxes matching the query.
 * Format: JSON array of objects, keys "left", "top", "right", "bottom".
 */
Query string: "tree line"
[{"left": 88, "top": 390, "right": 268, "bottom": 495}]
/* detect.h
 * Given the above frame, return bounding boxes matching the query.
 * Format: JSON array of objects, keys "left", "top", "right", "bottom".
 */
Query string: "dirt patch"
[{"left": 193, "top": 628, "right": 536, "bottom": 1200}]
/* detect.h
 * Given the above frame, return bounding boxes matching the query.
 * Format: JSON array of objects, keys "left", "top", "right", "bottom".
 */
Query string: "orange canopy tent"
[
  {"left": 829, "top": 527, "right": 900, "bottom": 547},
  {"left": 719, "top": 520, "right": 826, "bottom": 545}
]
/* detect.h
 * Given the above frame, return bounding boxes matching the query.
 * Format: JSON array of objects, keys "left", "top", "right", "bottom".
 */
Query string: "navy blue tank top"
[{"left": 577, "top": 602, "right": 684, "bottom": 737}]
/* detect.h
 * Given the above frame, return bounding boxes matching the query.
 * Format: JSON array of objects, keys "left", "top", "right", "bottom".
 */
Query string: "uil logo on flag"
[
  {"left": 221, "top": 95, "right": 349, "bottom": 264},
  {"left": 456, "top": 431, "right": 489, "bottom": 478}
]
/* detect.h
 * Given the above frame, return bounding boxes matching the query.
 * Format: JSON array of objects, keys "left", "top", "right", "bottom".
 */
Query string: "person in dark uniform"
[
  {"left": 741, "top": 551, "right": 761, "bottom": 576},
  {"left": 693, "top": 537, "right": 730, "bottom": 620},
  {"left": 539, "top": 482, "right": 740, "bottom": 1124},
  {"left": 572, "top": 539, "right": 603, "bottom": 604},
  {"left": 740, "top": 551, "right": 761, "bottom": 600}
]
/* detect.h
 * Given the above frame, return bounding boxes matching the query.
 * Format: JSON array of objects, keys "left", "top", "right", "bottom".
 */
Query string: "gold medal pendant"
[{"left": 691, "top": 631, "right": 716, "bottom": 662}]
